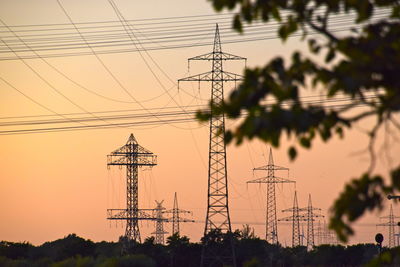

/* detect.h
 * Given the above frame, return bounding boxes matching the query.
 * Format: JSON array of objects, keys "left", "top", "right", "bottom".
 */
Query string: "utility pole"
[
  {"left": 247, "top": 148, "right": 295, "bottom": 244},
  {"left": 107, "top": 134, "right": 157, "bottom": 252},
  {"left": 179, "top": 24, "right": 245, "bottom": 267},
  {"left": 376, "top": 204, "right": 400, "bottom": 248},
  {"left": 278, "top": 191, "right": 301, "bottom": 247},
  {"left": 152, "top": 200, "right": 168, "bottom": 245},
  {"left": 163, "top": 192, "right": 194, "bottom": 236}
]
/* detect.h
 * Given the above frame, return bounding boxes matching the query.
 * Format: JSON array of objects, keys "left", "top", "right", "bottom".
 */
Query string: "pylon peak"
[
  {"left": 268, "top": 147, "right": 274, "bottom": 165},
  {"left": 127, "top": 133, "right": 137, "bottom": 144}
]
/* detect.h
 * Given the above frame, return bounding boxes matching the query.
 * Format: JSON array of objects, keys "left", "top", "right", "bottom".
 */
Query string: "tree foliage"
[
  {"left": 0, "top": 234, "right": 392, "bottom": 267},
  {"left": 201, "top": 0, "right": 400, "bottom": 241}
]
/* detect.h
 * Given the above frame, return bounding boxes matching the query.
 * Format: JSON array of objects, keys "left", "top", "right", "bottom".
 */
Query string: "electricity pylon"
[
  {"left": 314, "top": 220, "right": 337, "bottom": 245},
  {"left": 107, "top": 134, "right": 157, "bottom": 252},
  {"left": 278, "top": 191, "right": 301, "bottom": 247},
  {"left": 314, "top": 220, "right": 326, "bottom": 245},
  {"left": 152, "top": 200, "right": 168, "bottom": 245},
  {"left": 300, "top": 194, "right": 323, "bottom": 250},
  {"left": 300, "top": 225, "right": 306, "bottom": 246},
  {"left": 247, "top": 148, "right": 295, "bottom": 244},
  {"left": 163, "top": 192, "right": 194, "bottom": 236},
  {"left": 377, "top": 204, "right": 400, "bottom": 248},
  {"left": 179, "top": 24, "right": 245, "bottom": 267}
]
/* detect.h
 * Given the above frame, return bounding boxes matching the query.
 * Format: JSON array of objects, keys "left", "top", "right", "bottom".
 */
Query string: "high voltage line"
[
  {"left": 0, "top": 10, "right": 389, "bottom": 60},
  {"left": 0, "top": 95, "right": 379, "bottom": 135}
]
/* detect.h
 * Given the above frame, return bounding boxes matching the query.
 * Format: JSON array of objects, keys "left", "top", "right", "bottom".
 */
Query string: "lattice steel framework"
[
  {"left": 278, "top": 191, "right": 301, "bottom": 247},
  {"left": 302, "top": 194, "right": 323, "bottom": 250},
  {"left": 164, "top": 192, "right": 194, "bottom": 236},
  {"left": 107, "top": 134, "right": 157, "bottom": 250},
  {"left": 179, "top": 24, "right": 245, "bottom": 267},
  {"left": 377, "top": 204, "right": 400, "bottom": 248},
  {"left": 152, "top": 200, "right": 168, "bottom": 245},
  {"left": 314, "top": 220, "right": 337, "bottom": 245},
  {"left": 248, "top": 148, "right": 295, "bottom": 244}
]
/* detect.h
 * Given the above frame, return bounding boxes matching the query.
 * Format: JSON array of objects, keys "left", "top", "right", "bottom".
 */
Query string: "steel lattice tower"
[
  {"left": 152, "top": 200, "right": 168, "bottom": 245},
  {"left": 179, "top": 24, "right": 245, "bottom": 267},
  {"left": 107, "top": 134, "right": 157, "bottom": 251},
  {"left": 164, "top": 192, "right": 194, "bottom": 236},
  {"left": 248, "top": 148, "right": 295, "bottom": 244},
  {"left": 303, "top": 194, "right": 323, "bottom": 250},
  {"left": 278, "top": 191, "right": 301, "bottom": 247},
  {"left": 377, "top": 204, "right": 400, "bottom": 248}
]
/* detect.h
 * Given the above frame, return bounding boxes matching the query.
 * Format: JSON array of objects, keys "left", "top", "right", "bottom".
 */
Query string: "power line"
[
  {"left": 0, "top": 10, "right": 390, "bottom": 60},
  {"left": 0, "top": 99, "right": 378, "bottom": 135}
]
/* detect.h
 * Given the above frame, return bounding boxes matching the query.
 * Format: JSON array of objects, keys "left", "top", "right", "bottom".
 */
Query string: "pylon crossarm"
[
  {"left": 107, "top": 153, "right": 157, "bottom": 166},
  {"left": 278, "top": 215, "right": 296, "bottom": 221},
  {"left": 164, "top": 209, "right": 192, "bottom": 214},
  {"left": 167, "top": 217, "right": 195, "bottom": 223},
  {"left": 178, "top": 70, "right": 244, "bottom": 82},
  {"left": 107, "top": 209, "right": 157, "bottom": 220},
  {"left": 253, "top": 165, "right": 289, "bottom": 172},
  {"left": 189, "top": 51, "right": 246, "bottom": 61},
  {"left": 380, "top": 215, "right": 400, "bottom": 219},
  {"left": 247, "top": 176, "right": 295, "bottom": 184},
  {"left": 298, "top": 207, "right": 322, "bottom": 212},
  {"left": 278, "top": 215, "right": 309, "bottom": 221},
  {"left": 377, "top": 223, "right": 399, "bottom": 226}
]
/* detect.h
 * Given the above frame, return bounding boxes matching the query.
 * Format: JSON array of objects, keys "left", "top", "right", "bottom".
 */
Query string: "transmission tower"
[
  {"left": 299, "top": 225, "right": 306, "bottom": 246},
  {"left": 152, "top": 200, "right": 168, "bottom": 245},
  {"left": 247, "top": 148, "right": 295, "bottom": 244},
  {"left": 377, "top": 204, "right": 400, "bottom": 248},
  {"left": 179, "top": 24, "right": 245, "bottom": 267},
  {"left": 314, "top": 220, "right": 326, "bottom": 245},
  {"left": 314, "top": 220, "right": 337, "bottom": 245},
  {"left": 163, "top": 192, "right": 194, "bottom": 236},
  {"left": 107, "top": 134, "right": 157, "bottom": 252},
  {"left": 300, "top": 194, "right": 323, "bottom": 250},
  {"left": 278, "top": 191, "right": 301, "bottom": 247}
]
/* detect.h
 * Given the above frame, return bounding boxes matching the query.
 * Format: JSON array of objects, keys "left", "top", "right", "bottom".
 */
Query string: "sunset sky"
[{"left": 0, "top": 0, "right": 399, "bottom": 247}]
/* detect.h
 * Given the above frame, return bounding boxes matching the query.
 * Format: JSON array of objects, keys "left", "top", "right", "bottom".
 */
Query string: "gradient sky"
[{"left": 0, "top": 0, "right": 399, "bottom": 247}]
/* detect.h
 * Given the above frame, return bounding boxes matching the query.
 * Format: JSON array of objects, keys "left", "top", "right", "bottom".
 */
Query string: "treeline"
[{"left": 0, "top": 232, "right": 397, "bottom": 267}]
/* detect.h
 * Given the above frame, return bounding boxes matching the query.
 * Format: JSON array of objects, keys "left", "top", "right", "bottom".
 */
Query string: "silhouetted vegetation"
[{"left": 1, "top": 232, "right": 398, "bottom": 267}]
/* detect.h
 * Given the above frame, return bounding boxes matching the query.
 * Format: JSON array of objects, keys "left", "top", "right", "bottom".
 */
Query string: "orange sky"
[{"left": 0, "top": 0, "right": 399, "bottom": 247}]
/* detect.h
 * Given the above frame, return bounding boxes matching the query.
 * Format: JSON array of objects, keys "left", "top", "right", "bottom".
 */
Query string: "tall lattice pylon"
[
  {"left": 164, "top": 192, "right": 194, "bottom": 236},
  {"left": 377, "top": 204, "right": 400, "bottom": 248},
  {"left": 248, "top": 148, "right": 295, "bottom": 244},
  {"left": 301, "top": 194, "right": 323, "bottom": 250},
  {"left": 152, "top": 200, "right": 168, "bottom": 245},
  {"left": 107, "top": 134, "right": 157, "bottom": 252},
  {"left": 278, "top": 191, "right": 301, "bottom": 247},
  {"left": 179, "top": 24, "right": 245, "bottom": 267}
]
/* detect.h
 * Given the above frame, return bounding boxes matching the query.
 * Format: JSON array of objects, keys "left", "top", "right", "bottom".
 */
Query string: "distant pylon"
[
  {"left": 300, "top": 225, "right": 306, "bottom": 246},
  {"left": 163, "top": 192, "right": 194, "bottom": 236},
  {"left": 179, "top": 24, "right": 246, "bottom": 267},
  {"left": 395, "top": 225, "right": 400, "bottom": 247},
  {"left": 302, "top": 194, "right": 323, "bottom": 250},
  {"left": 314, "top": 220, "right": 324, "bottom": 245},
  {"left": 278, "top": 191, "right": 301, "bottom": 247},
  {"left": 107, "top": 134, "right": 157, "bottom": 252},
  {"left": 152, "top": 200, "right": 168, "bottom": 245},
  {"left": 377, "top": 204, "right": 400, "bottom": 248},
  {"left": 247, "top": 148, "right": 295, "bottom": 244}
]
